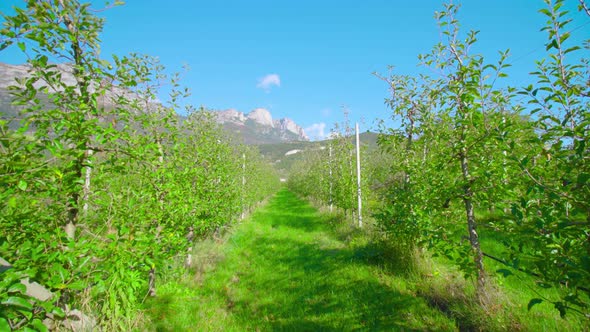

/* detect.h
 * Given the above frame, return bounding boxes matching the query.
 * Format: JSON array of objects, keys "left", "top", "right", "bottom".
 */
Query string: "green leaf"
[
  {"left": 51, "top": 306, "right": 65, "bottom": 319},
  {"left": 546, "top": 39, "right": 558, "bottom": 51},
  {"left": 559, "top": 32, "right": 570, "bottom": 44},
  {"left": 538, "top": 8, "right": 551, "bottom": 16},
  {"left": 554, "top": 302, "right": 567, "bottom": 318},
  {"left": 31, "top": 318, "right": 49, "bottom": 332},
  {"left": 536, "top": 282, "right": 553, "bottom": 289},
  {"left": 0, "top": 41, "right": 13, "bottom": 51},
  {"left": 17, "top": 41, "right": 26, "bottom": 52},
  {"left": 0, "top": 318, "right": 10, "bottom": 331},
  {"left": 577, "top": 173, "right": 589, "bottom": 186},
  {"left": 17, "top": 180, "right": 28, "bottom": 191},
  {"left": 145, "top": 257, "right": 155, "bottom": 269},
  {"left": 575, "top": 138, "right": 586, "bottom": 155},
  {"left": 496, "top": 269, "right": 513, "bottom": 277},
  {"left": 7, "top": 282, "right": 27, "bottom": 294},
  {"left": 564, "top": 46, "right": 580, "bottom": 54},
  {"left": 67, "top": 280, "right": 86, "bottom": 291},
  {"left": 2, "top": 296, "right": 33, "bottom": 311},
  {"left": 527, "top": 298, "right": 543, "bottom": 311},
  {"left": 7, "top": 196, "right": 17, "bottom": 208}
]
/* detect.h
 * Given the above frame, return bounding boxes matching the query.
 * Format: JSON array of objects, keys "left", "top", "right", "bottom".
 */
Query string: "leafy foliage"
[
  {"left": 0, "top": 1, "right": 279, "bottom": 330},
  {"left": 374, "top": 0, "right": 589, "bottom": 316},
  {"left": 288, "top": 116, "right": 368, "bottom": 220},
  {"left": 288, "top": 0, "right": 589, "bottom": 319},
  {"left": 506, "top": 0, "right": 590, "bottom": 316}
]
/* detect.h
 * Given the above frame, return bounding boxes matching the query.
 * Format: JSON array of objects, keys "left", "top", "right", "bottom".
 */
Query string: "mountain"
[
  {"left": 0, "top": 62, "right": 309, "bottom": 145},
  {"left": 0, "top": 62, "right": 138, "bottom": 127},
  {"left": 214, "top": 108, "right": 309, "bottom": 144},
  {"left": 0, "top": 62, "right": 135, "bottom": 107},
  {"left": 257, "top": 131, "right": 380, "bottom": 177},
  {"left": 0, "top": 63, "right": 37, "bottom": 123}
]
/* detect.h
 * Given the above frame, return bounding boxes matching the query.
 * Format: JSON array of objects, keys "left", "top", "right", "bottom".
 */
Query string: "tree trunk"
[
  {"left": 156, "top": 135, "right": 165, "bottom": 204},
  {"left": 148, "top": 268, "right": 156, "bottom": 297},
  {"left": 404, "top": 109, "right": 415, "bottom": 193},
  {"left": 82, "top": 149, "right": 93, "bottom": 216},
  {"left": 65, "top": 151, "right": 86, "bottom": 240},
  {"left": 61, "top": 4, "right": 91, "bottom": 240},
  {"left": 459, "top": 147, "right": 486, "bottom": 300},
  {"left": 150, "top": 135, "right": 165, "bottom": 297}
]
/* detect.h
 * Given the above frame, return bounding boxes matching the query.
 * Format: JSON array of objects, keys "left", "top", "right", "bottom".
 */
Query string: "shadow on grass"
[
  {"left": 144, "top": 294, "right": 181, "bottom": 332},
  {"left": 230, "top": 237, "right": 427, "bottom": 331},
  {"left": 213, "top": 189, "right": 448, "bottom": 331}
]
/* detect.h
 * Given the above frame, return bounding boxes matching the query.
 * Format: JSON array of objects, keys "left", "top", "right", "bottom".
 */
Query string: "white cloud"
[
  {"left": 256, "top": 74, "right": 281, "bottom": 92},
  {"left": 305, "top": 122, "right": 327, "bottom": 141}
]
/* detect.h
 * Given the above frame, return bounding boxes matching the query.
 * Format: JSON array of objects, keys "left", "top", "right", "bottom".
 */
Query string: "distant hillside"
[{"left": 257, "top": 131, "right": 380, "bottom": 177}]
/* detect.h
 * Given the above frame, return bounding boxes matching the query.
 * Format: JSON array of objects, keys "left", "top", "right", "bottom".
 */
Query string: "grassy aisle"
[{"left": 145, "top": 189, "right": 457, "bottom": 331}]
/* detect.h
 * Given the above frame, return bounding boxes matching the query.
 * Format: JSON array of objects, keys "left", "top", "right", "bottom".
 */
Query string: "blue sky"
[{"left": 1, "top": 1, "right": 589, "bottom": 140}]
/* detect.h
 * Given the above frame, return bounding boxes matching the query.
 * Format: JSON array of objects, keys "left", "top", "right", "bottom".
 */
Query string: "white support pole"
[
  {"left": 241, "top": 153, "right": 246, "bottom": 220},
  {"left": 329, "top": 144, "right": 333, "bottom": 212},
  {"left": 355, "top": 123, "right": 362, "bottom": 227}
]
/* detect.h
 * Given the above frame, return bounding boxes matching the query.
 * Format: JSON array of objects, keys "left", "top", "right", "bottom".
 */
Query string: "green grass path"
[{"left": 146, "top": 189, "right": 456, "bottom": 331}]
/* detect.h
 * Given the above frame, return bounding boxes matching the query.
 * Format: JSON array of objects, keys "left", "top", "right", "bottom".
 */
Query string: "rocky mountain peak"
[
  {"left": 274, "top": 118, "right": 309, "bottom": 141},
  {"left": 216, "top": 108, "right": 246, "bottom": 124},
  {"left": 247, "top": 108, "right": 274, "bottom": 127},
  {"left": 0, "top": 62, "right": 135, "bottom": 103},
  {"left": 212, "top": 107, "right": 308, "bottom": 143}
]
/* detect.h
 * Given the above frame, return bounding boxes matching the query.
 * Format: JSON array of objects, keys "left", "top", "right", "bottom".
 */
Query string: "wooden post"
[{"left": 355, "top": 123, "right": 362, "bottom": 227}]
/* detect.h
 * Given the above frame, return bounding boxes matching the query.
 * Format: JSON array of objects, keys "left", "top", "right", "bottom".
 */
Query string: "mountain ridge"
[
  {"left": 0, "top": 62, "right": 309, "bottom": 145},
  {"left": 214, "top": 108, "right": 308, "bottom": 144}
]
